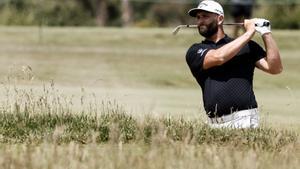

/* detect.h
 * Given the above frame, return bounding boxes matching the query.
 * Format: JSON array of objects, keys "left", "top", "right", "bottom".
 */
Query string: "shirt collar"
[{"left": 202, "top": 34, "right": 232, "bottom": 45}]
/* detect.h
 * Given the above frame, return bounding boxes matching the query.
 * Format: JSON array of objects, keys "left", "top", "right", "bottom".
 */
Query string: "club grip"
[{"left": 255, "top": 21, "right": 270, "bottom": 27}]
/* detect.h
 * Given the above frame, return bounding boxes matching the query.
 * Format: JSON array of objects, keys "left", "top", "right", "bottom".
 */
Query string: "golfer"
[{"left": 186, "top": 0, "right": 282, "bottom": 128}]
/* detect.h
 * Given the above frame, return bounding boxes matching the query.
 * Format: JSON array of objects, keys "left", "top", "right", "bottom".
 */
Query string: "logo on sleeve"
[{"left": 197, "top": 48, "right": 207, "bottom": 56}]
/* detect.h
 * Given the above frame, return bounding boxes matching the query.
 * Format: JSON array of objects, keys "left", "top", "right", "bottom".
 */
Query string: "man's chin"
[
  {"left": 199, "top": 32, "right": 212, "bottom": 38},
  {"left": 199, "top": 29, "right": 218, "bottom": 38},
  {"left": 198, "top": 29, "right": 209, "bottom": 37}
]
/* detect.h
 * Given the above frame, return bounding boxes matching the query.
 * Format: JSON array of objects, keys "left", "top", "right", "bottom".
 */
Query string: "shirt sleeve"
[
  {"left": 249, "top": 40, "right": 266, "bottom": 62},
  {"left": 186, "top": 44, "right": 210, "bottom": 75}
]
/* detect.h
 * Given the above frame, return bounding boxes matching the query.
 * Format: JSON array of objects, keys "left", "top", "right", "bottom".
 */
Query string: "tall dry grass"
[
  {"left": 0, "top": 83, "right": 299, "bottom": 169},
  {"left": 0, "top": 140, "right": 299, "bottom": 169}
]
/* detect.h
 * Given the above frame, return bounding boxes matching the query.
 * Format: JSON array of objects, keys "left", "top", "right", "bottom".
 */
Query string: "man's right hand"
[{"left": 243, "top": 19, "right": 256, "bottom": 35}]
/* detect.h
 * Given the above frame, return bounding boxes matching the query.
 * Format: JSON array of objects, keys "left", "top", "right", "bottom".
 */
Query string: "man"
[
  {"left": 186, "top": 0, "right": 282, "bottom": 128},
  {"left": 229, "top": 0, "right": 255, "bottom": 37}
]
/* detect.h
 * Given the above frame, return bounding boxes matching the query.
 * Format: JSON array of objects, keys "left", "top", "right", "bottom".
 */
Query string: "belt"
[{"left": 208, "top": 108, "right": 258, "bottom": 124}]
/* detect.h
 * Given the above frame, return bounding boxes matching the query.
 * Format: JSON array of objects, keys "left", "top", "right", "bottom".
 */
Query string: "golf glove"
[{"left": 255, "top": 18, "right": 271, "bottom": 36}]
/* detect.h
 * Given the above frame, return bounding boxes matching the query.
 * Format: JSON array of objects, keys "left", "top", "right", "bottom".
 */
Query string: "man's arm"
[
  {"left": 203, "top": 19, "right": 256, "bottom": 70},
  {"left": 255, "top": 33, "right": 283, "bottom": 74}
]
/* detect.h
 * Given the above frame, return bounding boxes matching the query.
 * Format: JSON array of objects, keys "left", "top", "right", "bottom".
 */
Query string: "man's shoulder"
[
  {"left": 188, "top": 43, "right": 201, "bottom": 48},
  {"left": 186, "top": 43, "right": 210, "bottom": 63},
  {"left": 187, "top": 43, "right": 208, "bottom": 54},
  {"left": 247, "top": 40, "right": 265, "bottom": 51},
  {"left": 187, "top": 43, "right": 209, "bottom": 52},
  {"left": 248, "top": 40, "right": 261, "bottom": 46},
  {"left": 238, "top": 40, "right": 266, "bottom": 60}
]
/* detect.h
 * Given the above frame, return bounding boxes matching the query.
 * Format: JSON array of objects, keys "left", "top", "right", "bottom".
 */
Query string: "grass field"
[{"left": 0, "top": 26, "right": 299, "bottom": 168}]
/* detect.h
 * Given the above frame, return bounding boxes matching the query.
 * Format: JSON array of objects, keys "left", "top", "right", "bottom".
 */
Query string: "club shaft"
[
  {"left": 223, "top": 23, "right": 244, "bottom": 25},
  {"left": 172, "top": 23, "right": 244, "bottom": 35},
  {"left": 181, "top": 23, "right": 244, "bottom": 27}
]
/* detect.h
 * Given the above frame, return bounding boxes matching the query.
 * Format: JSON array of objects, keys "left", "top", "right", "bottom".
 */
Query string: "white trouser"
[{"left": 207, "top": 108, "right": 259, "bottom": 129}]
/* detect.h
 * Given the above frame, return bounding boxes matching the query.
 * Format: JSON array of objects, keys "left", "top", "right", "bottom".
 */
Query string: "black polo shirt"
[{"left": 186, "top": 35, "right": 266, "bottom": 118}]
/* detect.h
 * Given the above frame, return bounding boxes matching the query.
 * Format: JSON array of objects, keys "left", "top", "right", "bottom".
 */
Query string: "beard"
[{"left": 198, "top": 20, "right": 218, "bottom": 38}]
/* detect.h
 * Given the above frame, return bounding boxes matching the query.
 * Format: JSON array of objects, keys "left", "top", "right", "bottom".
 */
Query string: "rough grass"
[
  {"left": 0, "top": 110, "right": 297, "bottom": 150},
  {"left": 0, "top": 143, "right": 299, "bottom": 169},
  {"left": 0, "top": 84, "right": 298, "bottom": 169},
  {"left": 0, "top": 104, "right": 299, "bottom": 169},
  {"left": 0, "top": 84, "right": 296, "bottom": 150}
]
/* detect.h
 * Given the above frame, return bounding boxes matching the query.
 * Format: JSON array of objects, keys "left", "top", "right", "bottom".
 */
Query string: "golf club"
[{"left": 172, "top": 21, "right": 270, "bottom": 35}]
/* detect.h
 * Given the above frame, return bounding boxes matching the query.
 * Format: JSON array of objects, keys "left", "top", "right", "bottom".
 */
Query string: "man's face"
[{"left": 196, "top": 11, "right": 219, "bottom": 38}]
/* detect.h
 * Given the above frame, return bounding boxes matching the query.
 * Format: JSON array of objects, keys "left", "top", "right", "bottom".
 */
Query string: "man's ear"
[{"left": 218, "top": 15, "right": 224, "bottom": 25}]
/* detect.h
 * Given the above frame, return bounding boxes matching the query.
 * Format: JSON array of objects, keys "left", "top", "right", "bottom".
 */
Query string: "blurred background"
[
  {"left": 0, "top": 0, "right": 299, "bottom": 126},
  {"left": 0, "top": 0, "right": 298, "bottom": 29}
]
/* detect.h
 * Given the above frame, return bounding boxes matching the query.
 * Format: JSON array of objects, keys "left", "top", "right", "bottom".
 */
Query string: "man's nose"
[{"left": 197, "top": 19, "right": 203, "bottom": 25}]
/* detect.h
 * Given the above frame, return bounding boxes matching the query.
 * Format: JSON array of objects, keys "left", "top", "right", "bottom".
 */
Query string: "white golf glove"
[{"left": 255, "top": 18, "right": 271, "bottom": 36}]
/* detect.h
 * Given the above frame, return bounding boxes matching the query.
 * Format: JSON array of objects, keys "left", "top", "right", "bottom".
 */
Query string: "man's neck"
[{"left": 205, "top": 29, "right": 226, "bottom": 43}]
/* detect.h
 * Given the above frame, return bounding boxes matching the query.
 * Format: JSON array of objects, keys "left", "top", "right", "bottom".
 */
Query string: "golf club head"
[
  {"left": 172, "top": 26, "right": 181, "bottom": 35},
  {"left": 172, "top": 25, "right": 198, "bottom": 35}
]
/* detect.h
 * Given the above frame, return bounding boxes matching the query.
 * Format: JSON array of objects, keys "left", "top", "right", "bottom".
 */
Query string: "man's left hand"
[{"left": 255, "top": 18, "right": 271, "bottom": 36}]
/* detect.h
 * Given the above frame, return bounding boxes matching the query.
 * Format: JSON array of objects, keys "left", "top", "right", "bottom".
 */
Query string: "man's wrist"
[
  {"left": 262, "top": 32, "right": 272, "bottom": 38},
  {"left": 245, "top": 29, "right": 255, "bottom": 39}
]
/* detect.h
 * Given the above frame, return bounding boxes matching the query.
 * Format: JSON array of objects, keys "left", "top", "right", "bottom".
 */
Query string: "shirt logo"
[{"left": 197, "top": 48, "right": 207, "bottom": 56}]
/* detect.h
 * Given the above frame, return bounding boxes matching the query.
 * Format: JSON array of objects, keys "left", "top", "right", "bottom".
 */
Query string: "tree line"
[{"left": 0, "top": 0, "right": 299, "bottom": 29}]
